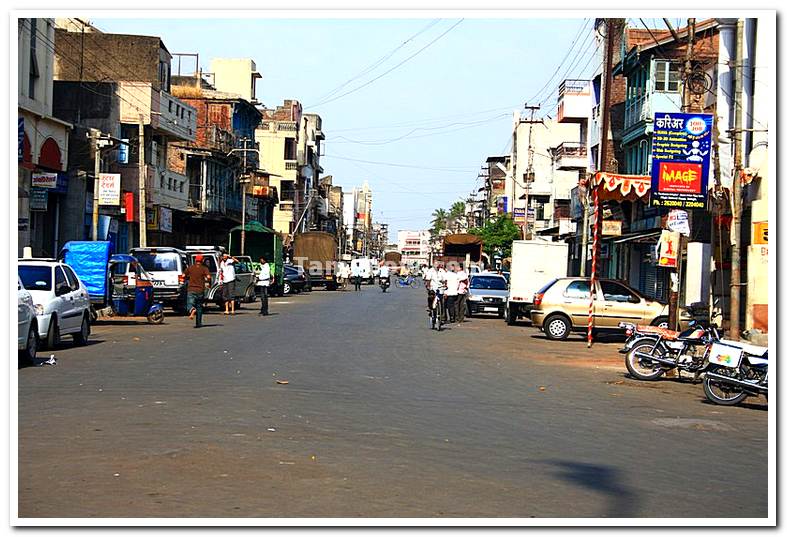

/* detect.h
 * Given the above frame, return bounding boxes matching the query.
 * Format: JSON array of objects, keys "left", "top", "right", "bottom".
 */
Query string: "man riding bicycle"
[{"left": 424, "top": 263, "right": 448, "bottom": 320}]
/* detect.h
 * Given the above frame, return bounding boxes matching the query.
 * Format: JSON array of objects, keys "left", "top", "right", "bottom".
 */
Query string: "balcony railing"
[
  {"left": 554, "top": 142, "right": 588, "bottom": 159},
  {"left": 624, "top": 95, "right": 650, "bottom": 130},
  {"left": 285, "top": 161, "right": 298, "bottom": 170}
]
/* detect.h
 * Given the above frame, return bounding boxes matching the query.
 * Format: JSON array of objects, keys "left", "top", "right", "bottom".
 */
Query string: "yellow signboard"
[{"left": 753, "top": 221, "right": 768, "bottom": 244}]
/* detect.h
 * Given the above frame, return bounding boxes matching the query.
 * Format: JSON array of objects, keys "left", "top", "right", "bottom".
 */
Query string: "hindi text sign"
[{"left": 98, "top": 173, "right": 121, "bottom": 205}]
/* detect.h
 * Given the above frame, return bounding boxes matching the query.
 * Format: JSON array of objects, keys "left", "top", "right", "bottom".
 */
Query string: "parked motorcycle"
[{"left": 703, "top": 339, "right": 768, "bottom": 406}]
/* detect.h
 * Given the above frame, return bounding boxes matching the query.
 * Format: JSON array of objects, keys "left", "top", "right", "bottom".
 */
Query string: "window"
[
  {"left": 18, "top": 265, "right": 52, "bottom": 291},
  {"left": 564, "top": 280, "right": 591, "bottom": 299},
  {"left": 601, "top": 280, "right": 639, "bottom": 303},
  {"left": 654, "top": 61, "right": 680, "bottom": 92},
  {"left": 168, "top": 100, "right": 173, "bottom": 113},
  {"left": 283, "top": 137, "right": 297, "bottom": 160},
  {"left": 469, "top": 276, "right": 507, "bottom": 290},
  {"left": 62, "top": 265, "right": 80, "bottom": 290},
  {"left": 280, "top": 180, "right": 295, "bottom": 201},
  {"left": 28, "top": 19, "right": 39, "bottom": 100},
  {"left": 55, "top": 267, "right": 68, "bottom": 291}
]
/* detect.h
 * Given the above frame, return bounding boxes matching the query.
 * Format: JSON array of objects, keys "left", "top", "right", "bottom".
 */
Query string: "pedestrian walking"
[
  {"left": 351, "top": 262, "right": 362, "bottom": 291},
  {"left": 257, "top": 256, "right": 271, "bottom": 316},
  {"left": 219, "top": 253, "right": 238, "bottom": 315},
  {"left": 184, "top": 254, "right": 212, "bottom": 328},
  {"left": 456, "top": 264, "right": 469, "bottom": 324}
]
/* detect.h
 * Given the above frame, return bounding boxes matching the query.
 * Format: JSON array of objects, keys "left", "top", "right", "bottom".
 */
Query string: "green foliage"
[{"left": 469, "top": 214, "right": 521, "bottom": 258}]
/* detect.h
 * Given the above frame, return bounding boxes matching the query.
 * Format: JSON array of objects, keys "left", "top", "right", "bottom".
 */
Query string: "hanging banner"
[
  {"left": 32, "top": 172, "right": 58, "bottom": 189},
  {"left": 657, "top": 229, "right": 680, "bottom": 268},
  {"left": 30, "top": 188, "right": 48, "bottom": 211},
  {"left": 98, "top": 173, "right": 121, "bottom": 205},
  {"left": 666, "top": 209, "right": 691, "bottom": 236},
  {"left": 650, "top": 112, "right": 713, "bottom": 210}
]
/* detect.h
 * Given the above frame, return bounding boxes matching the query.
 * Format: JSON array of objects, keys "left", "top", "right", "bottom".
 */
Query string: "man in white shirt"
[
  {"left": 444, "top": 264, "right": 460, "bottom": 323},
  {"left": 351, "top": 262, "right": 362, "bottom": 292},
  {"left": 219, "top": 253, "right": 238, "bottom": 315},
  {"left": 257, "top": 256, "right": 271, "bottom": 316}
]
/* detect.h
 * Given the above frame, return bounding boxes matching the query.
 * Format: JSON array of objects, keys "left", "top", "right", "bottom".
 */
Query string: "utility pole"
[
  {"left": 240, "top": 138, "right": 249, "bottom": 256},
  {"left": 138, "top": 114, "right": 147, "bottom": 248},
  {"left": 729, "top": 18, "right": 745, "bottom": 339},
  {"left": 522, "top": 104, "right": 542, "bottom": 240},
  {"left": 91, "top": 129, "right": 101, "bottom": 241}
]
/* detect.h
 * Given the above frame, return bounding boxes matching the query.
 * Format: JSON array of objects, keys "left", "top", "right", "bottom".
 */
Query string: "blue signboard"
[{"left": 650, "top": 112, "right": 713, "bottom": 210}]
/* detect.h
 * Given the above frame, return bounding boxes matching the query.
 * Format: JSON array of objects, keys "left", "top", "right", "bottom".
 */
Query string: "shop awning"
[
  {"left": 592, "top": 172, "right": 651, "bottom": 202},
  {"left": 612, "top": 231, "right": 661, "bottom": 244}
]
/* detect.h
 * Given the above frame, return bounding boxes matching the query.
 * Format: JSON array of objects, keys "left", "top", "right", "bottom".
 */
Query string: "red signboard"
[
  {"left": 124, "top": 192, "right": 136, "bottom": 222},
  {"left": 657, "top": 161, "right": 703, "bottom": 194}
]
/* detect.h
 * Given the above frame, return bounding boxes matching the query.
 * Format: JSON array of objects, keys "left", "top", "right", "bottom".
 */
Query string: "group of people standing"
[
  {"left": 423, "top": 263, "right": 469, "bottom": 324},
  {"left": 182, "top": 252, "right": 272, "bottom": 328}
]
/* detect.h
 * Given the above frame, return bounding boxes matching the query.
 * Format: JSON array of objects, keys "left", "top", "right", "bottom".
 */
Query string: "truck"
[
  {"left": 504, "top": 239, "right": 569, "bottom": 325},
  {"left": 228, "top": 221, "right": 285, "bottom": 296},
  {"left": 350, "top": 257, "right": 375, "bottom": 284},
  {"left": 292, "top": 231, "right": 339, "bottom": 290},
  {"left": 438, "top": 233, "right": 484, "bottom": 269}
]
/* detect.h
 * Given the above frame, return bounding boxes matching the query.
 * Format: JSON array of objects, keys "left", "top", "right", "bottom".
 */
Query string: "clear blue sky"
[{"left": 93, "top": 16, "right": 594, "bottom": 238}]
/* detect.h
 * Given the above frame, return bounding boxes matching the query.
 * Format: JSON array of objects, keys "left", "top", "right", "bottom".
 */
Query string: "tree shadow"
[{"left": 539, "top": 459, "right": 641, "bottom": 517}]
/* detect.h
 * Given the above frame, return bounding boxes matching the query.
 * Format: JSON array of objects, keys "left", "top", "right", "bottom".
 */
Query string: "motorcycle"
[
  {"left": 619, "top": 319, "right": 722, "bottom": 381},
  {"left": 379, "top": 276, "right": 390, "bottom": 292},
  {"left": 703, "top": 339, "right": 768, "bottom": 406}
]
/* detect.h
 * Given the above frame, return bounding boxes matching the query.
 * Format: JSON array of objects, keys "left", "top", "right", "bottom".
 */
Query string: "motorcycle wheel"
[
  {"left": 147, "top": 309, "right": 165, "bottom": 324},
  {"left": 703, "top": 367, "right": 749, "bottom": 406},
  {"left": 625, "top": 339, "right": 667, "bottom": 381}
]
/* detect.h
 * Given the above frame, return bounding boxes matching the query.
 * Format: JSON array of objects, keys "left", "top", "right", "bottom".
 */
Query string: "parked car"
[
  {"left": 18, "top": 259, "right": 91, "bottom": 349},
  {"left": 282, "top": 264, "right": 311, "bottom": 295},
  {"left": 185, "top": 247, "right": 256, "bottom": 308},
  {"left": 18, "top": 277, "right": 39, "bottom": 363},
  {"left": 466, "top": 272, "right": 509, "bottom": 318},
  {"left": 530, "top": 277, "right": 671, "bottom": 341},
  {"left": 127, "top": 247, "right": 189, "bottom": 311}
]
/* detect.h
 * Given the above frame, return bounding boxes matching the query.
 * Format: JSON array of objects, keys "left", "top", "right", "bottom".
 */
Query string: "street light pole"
[{"left": 138, "top": 114, "right": 147, "bottom": 247}]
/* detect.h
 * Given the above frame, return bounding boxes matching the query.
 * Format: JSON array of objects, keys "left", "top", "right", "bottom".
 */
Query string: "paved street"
[{"left": 18, "top": 285, "right": 768, "bottom": 519}]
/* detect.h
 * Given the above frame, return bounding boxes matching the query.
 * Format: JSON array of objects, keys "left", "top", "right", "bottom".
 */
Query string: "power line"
[
  {"left": 308, "top": 19, "right": 440, "bottom": 106},
  {"left": 324, "top": 154, "right": 477, "bottom": 172},
  {"left": 328, "top": 104, "right": 518, "bottom": 133},
  {"left": 309, "top": 19, "right": 464, "bottom": 109}
]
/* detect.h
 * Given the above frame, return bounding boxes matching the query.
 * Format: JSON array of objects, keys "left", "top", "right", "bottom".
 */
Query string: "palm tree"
[
  {"left": 448, "top": 201, "right": 466, "bottom": 232},
  {"left": 431, "top": 208, "right": 448, "bottom": 232}
]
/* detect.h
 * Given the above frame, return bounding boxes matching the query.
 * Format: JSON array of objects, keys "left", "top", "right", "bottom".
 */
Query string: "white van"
[{"left": 127, "top": 248, "right": 189, "bottom": 311}]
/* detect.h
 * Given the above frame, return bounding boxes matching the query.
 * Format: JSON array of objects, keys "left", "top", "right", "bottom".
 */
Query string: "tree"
[
  {"left": 430, "top": 208, "right": 448, "bottom": 233},
  {"left": 469, "top": 214, "right": 521, "bottom": 259}
]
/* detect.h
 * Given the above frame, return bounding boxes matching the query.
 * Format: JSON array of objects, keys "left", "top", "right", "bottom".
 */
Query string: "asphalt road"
[{"left": 17, "top": 283, "right": 769, "bottom": 519}]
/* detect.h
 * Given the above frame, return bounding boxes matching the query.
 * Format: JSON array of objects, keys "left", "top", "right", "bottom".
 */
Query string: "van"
[
  {"left": 185, "top": 247, "right": 256, "bottom": 308},
  {"left": 127, "top": 247, "right": 189, "bottom": 311},
  {"left": 351, "top": 258, "right": 374, "bottom": 284}
]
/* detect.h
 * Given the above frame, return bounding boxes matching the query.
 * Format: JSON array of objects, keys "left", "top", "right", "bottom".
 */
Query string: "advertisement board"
[
  {"left": 657, "top": 230, "right": 680, "bottom": 268},
  {"left": 650, "top": 112, "right": 713, "bottom": 210},
  {"left": 602, "top": 220, "right": 622, "bottom": 236},
  {"left": 513, "top": 208, "right": 526, "bottom": 224},
  {"left": 98, "top": 173, "right": 121, "bottom": 205},
  {"left": 30, "top": 188, "right": 48, "bottom": 211},
  {"left": 32, "top": 172, "right": 58, "bottom": 189},
  {"left": 666, "top": 209, "right": 691, "bottom": 236},
  {"left": 159, "top": 206, "right": 173, "bottom": 233}
]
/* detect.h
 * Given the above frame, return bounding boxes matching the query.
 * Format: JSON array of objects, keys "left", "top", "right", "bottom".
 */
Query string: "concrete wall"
[{"left": 210, "top": 58, "right": 259, "bottom": 102}]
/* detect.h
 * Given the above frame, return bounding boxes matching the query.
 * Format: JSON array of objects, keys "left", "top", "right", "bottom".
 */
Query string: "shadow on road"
[{"left": 540, "top": 459, "right": 640, "bottom": 517}]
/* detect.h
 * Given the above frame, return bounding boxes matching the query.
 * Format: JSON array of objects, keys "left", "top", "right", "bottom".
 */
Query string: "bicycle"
[
  {"left": 395, "top": 274, "right": 418, "bottom": 288},
  {"left": 429, "top": 289, "right": 444, "bottom": 331}
]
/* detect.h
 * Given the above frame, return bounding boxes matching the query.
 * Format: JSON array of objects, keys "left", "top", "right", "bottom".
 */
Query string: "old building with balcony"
[
  {"left": 52, "top": 22, "right": 197, "bottom": 250},
  {"left": 18, "top": 18, "right": 72, "bottom": 257}
]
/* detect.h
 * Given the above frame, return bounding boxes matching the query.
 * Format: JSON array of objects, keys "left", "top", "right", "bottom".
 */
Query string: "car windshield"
[
  {"left": 18, "top": 265, "right": 52, "bottom": 291},
  {"left": 470, "top": 276, "right": 507, "bottom": 290},
  {"left": 133, "top": 252, "right": 180, "bottom": 272}
]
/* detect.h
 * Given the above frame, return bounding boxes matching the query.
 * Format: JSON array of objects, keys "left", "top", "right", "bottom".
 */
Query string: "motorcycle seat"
[
  {"left": 635, "top": 325, "right": 680, "bottom": 340},
  {"left": 719, "top": 338, "right": 769, "bottom": 357}
]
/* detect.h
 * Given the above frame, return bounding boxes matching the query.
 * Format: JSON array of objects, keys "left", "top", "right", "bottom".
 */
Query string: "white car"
[
  {"left": 18, "top": 277, "right": 39, "bottom": 362},
  {"left": 18, "top": 259, "right": 91, "bottom": 349}
]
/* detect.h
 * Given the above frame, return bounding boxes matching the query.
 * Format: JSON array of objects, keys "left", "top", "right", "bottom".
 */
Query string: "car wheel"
[
  {"left": 283, "top": 282, "right": 292, "bottom": 295},
  {"left": 46, "top": 316, "right": 60, "bottom": 350},
  {"left": 544, "top": 314, "right": 571, "bottom": 341},
  {"left": 72, "top": 313, "right": 90, "bottom": 346},
  {"left": 19, "top": 322, "right": 38, "bottom": 365},
  {"left": 244, "top": 285, "right": 256, "bottom": 303},
  {"left": 652, "top": 317, "right": 669, "bottom": 330}
]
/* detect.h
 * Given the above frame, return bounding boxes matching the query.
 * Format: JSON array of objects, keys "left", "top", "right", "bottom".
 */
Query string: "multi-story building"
[
  {"left": 170, "top": 59, "right": 274, "bottom": 245},
  {"left": 52, "top": 22, "right": 197, "bottom": 250},
  {"left": 342, "top": 181, "right": 373, "bottom": 256},
  {"left": 397, "top": 230, "right": 431, "bottom": 268},
  {"left": 256, "top": 100, "right": 302, "bottom": 236},
  {"left": 18, "top": 18, "right": 72, "bottom": 257}
]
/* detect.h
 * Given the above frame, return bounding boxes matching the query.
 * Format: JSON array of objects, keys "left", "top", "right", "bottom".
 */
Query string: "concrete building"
[
  {"left": 52, "top": 23, "right": 197, "bottom": 251},
  {"left": 298, "top": 113, "right": 327, "bottom": 232},
  {"left": 18, "top": 18, "right": 72, "bottom": 257},
  {"left": 397, "top": 230, "right": 431, "bottom": 268},
  {"left": 256, "top": 100, "right": 303, "bottom": 236},
  {"left": 209, "top": 58, "right": 261, "bottom": 104},
  {"left": 342, "top": 181, "right": 373, "bottom": 256}
]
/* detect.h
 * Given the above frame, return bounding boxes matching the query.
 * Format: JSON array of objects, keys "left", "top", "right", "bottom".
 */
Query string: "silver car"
[{"left": 466, "top": 273, "right": 509, "bottom": 318}]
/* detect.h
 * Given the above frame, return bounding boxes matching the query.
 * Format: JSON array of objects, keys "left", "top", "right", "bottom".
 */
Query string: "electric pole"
[
  {"left": 729, "top": 18, "right": 745, "bottom": 339},
  {"left": 138, "top": 114, "right": 147, "bottom": 248},
  {"left": 240, "top": 138, "right": 249, "bottom": 256},
  {"left": 91, "top": 128, "right": 101, "bottom": 241},
  {"left": 521, "top": 104, "right": 543, "bottom": 240}
]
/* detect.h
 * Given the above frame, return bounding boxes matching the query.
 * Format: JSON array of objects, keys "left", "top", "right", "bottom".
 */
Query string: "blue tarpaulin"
[{"left": 61, "top": 241, "right": 111, "bottom": 302}]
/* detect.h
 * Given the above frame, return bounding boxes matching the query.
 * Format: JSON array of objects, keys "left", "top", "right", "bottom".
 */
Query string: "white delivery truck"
[{"left": 504, "top": 240, "right": 568, "bottom": 325}]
